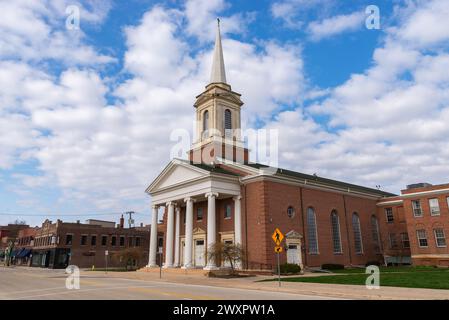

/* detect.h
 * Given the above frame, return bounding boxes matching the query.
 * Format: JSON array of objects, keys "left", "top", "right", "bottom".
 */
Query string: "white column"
[
  {"left": 182, "top": 197, "right": 194, "bottom": 269},
  {"left": 163, "top": 201, "right": 175, "bottom": 268},
  {"left": 233, "top": 196, "right": 242, "bottom": 270},
  {"left": 174, "top": 206, "right": 181, "bottom": 267},
  {"left": 147, "top": 204, "right": 159, "bottom": 267},
  {"left": 204, "top": 192, "right": 219, "bottom": 270},
  {"left": 233, "top": 196, "right": 242, "bottom": 246}
]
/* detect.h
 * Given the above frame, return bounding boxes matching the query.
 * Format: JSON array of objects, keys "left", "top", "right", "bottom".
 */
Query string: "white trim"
[
  {"left": 434, "top": 229, "right": 447, "bottom": 248},
  {"left": 330, "top": 211, "right": 343, "bottom": 254},
  {"left": 146, "top": 158, "right": 211, "bottom": 193},
  {"left": 416, "top": 229, "right": 428, "bottom": 248},
  {"left": 376, "top": 199, "right": 403, "bottom": 206},
  {"left": 401, "top": 187, "right": 449, "bottom": 198},
  {"left": 241, "top": 174, "right": 385, "bottom": 200}
]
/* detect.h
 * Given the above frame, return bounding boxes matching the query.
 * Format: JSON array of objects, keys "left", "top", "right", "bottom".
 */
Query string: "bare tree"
[
  {"left": 206, "top": 242, "right": 245, "bottom": 274},
  {"left": 111, "top": 248, "right": 143, "bottom": 270},
  {"left": 10, "top": 219, "right": 27, "bottom": 225}
]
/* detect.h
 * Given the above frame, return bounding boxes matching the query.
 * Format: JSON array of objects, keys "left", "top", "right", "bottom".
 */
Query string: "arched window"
[
  {"left": 330, "top": 210, "right": 342, "bottom": 254},
  {"left": 224, "top": 109, "right": 232, "bottom": 131},
  {"left": 307, "top": 207, "right": 319, "bottom": 254},
  {"left": 352, "top": 213, "right": 363, "bottom": 254},
  {"left": 203, "top": 110, "right": 209, "bottom": 133},
  {"left": 370, "top": 215, "right": 381, "bottom": 253}
]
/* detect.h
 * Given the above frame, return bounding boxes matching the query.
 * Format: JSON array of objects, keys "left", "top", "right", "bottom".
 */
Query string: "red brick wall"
[
  {"left": 376, "top": 204, "right": 410, "bottom": 260},
  {"left": 242, "top": 179, "right": 384, "bottom": 269},
  {"left": 403, "top": 192, "right": 449, "bottom": 266}
]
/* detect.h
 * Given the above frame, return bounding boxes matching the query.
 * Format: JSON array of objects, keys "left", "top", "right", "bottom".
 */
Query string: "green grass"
[
  {"left": 329, "top": 266, "right": 445, "bottom": 274},
  {"left": 266, "top": 267, "right": 449, "bottom": 290}
]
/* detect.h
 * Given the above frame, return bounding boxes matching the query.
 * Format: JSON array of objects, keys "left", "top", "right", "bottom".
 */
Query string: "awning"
[
  {"left": 13, "top": 248, "right": 24, "bottom": 258},
  {"left": 17, "top": 248, "right": 31, "bottom": 258}
]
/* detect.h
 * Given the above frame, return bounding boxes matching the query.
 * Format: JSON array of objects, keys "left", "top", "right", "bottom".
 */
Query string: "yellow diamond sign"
[
  {"left": 272, "top": 228, "right": 284, "bottom": 245},
  {"left": 274, "top": 246, "right": 283, "bottom": 253}
]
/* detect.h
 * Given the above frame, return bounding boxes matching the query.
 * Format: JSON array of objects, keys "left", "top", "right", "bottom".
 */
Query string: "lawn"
[{"left": 270, "top": 267, "right": 449, "bottom": 290}]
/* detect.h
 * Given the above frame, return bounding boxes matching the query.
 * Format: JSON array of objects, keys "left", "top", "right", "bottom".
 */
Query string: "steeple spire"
[{"left": 210, "top": 18, "right": 227, "bottom": 84}]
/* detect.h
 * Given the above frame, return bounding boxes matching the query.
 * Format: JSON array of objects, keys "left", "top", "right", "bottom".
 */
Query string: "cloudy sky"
[{"left": 1, "top": 0, "right": 449, "bottom": 226}]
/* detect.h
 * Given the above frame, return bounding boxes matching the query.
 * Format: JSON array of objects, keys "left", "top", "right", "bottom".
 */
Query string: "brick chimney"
[{"left": 119, "top": 215, "right": 124, "bottom": 228}]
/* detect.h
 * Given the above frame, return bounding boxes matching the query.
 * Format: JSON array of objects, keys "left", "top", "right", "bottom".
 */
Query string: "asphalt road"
[{"left": 0, "top": 267, "right": 340, "bottom": 300}]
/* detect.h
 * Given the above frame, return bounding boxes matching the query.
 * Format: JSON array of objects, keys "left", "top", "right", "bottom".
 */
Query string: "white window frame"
[
  {"left": 434, "top": 229, "right": 446, "bottom": 248},
  {"left": 412, "top": 200, "right": 423, "bottom": 217},
  {"left": 371, "top": 215, "right": 381, "bottom": 253},
  {"left": 330, "top": 211, "right": 342, "bottom": 254},
  {"left": 401, "top": 233, "right": 410, "bottom": 249},
  {"left": 429, "top": 198, "right": 440, "bottom": 216},
  {"left": 416, "top": 229, "right": 428, "bottom": 248},
  {"left": 388, "top": 233, "right": 398, "bottom": 249},
  {"left": 306, "top": 207, "right": 319, "bottom": 254},
  {"left": 352, "top": 213, "right": 364, "bottom": 254},
  {"left": 224, "top": 204, "right": 232, "bottom": 220},
  {"left": 385, "top": 207, "right": 394, "bottom": 223}
]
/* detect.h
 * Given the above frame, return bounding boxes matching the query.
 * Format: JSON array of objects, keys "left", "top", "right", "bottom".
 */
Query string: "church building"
[{"left": 145, "top": 22, "right": 449, "bottom": 271}]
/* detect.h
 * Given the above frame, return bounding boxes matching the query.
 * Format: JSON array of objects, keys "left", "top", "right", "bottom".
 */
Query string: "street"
[{"left": 0, "top": 267, "right": 338, "bottom": 300}]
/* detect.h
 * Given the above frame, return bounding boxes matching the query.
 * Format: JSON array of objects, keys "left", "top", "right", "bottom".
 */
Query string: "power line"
[{"left": 0, "top": 211, "right": 145, "bottom": 217}]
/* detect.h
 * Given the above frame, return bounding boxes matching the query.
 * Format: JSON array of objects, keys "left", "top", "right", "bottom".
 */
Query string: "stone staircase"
[{"left": 138, "top": 266, "right": 209, "bottom": 276}]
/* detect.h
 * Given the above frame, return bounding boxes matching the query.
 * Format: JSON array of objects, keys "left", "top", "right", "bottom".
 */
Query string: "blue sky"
[{"left": 1, "top": 0, "right": 449, "bottom": 226}]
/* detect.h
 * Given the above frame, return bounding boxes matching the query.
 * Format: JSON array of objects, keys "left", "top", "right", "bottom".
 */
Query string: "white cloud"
[
  {"left": 184, "top": 0, "right": 255, "bottom": 41},
  {"left": 307, "top": 11, "right": 365, "bottom": 41},
  {"left": 0, "top": 0, "right": 114, "bottom": 64},
  {"left": 269, "top": 0, "right": 449, "bottom": 192},
  {"left": 0, "top": 1, "right": 305, "bottom": 220},
  {"left": 394, "top": 0, "right": 449, "bottom": 48},
  {"left": 271, "top": 0, "right": 336, "bottom": 29}
]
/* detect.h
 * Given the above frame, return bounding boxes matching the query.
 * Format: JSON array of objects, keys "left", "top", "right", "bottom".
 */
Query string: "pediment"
[
  {"left": 146, "top": 159, "right": 209, "bottom": 194},
  {"left": 193, "top": 227, "right": 206, "bottom": 234},
  {"left": 286, "top": 230, "right": 303, "bottom": 239}
]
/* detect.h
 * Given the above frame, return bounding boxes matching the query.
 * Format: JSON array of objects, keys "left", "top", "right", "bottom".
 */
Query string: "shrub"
[
  {"left": 321, "top": 263, "right": 344, "bottom": 270},
  {"left": 279, "top": 263, "right": 301, "bottom": 274}
]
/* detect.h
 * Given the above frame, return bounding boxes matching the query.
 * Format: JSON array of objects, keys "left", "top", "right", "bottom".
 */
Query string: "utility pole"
[{"left": 125, "top": 211, "right": 135, "bottom": 228}]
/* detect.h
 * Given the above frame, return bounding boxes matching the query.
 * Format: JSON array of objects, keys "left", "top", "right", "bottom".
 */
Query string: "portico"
[{"left": 146, "top": 159, "right": 243, "bottom": 270}]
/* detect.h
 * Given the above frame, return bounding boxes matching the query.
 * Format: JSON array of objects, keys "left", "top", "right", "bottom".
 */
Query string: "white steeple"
[{"left": 210, "top": 18, "right": 227, "bottom": 84}]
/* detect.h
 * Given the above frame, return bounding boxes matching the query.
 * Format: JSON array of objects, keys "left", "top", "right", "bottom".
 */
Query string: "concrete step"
[{"left": 138, "top": 266, "right": 209, "bottom": 276}]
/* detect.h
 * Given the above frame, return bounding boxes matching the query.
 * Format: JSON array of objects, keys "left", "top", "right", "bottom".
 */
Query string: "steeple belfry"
[
  {"left": 189, "top": 19, "right": 248, "bottom": 164},
  {"left": 210, "top": 18, "right": 227, "bottom": 84}
]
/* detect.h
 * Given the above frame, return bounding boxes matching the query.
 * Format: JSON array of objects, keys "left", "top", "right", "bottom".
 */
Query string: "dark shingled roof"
[
  {"left": 189, "top": 162, "right": 238, "bottom": 176},
  {"left": 245, "top": 163, "right": 397, "bottom": 197}
]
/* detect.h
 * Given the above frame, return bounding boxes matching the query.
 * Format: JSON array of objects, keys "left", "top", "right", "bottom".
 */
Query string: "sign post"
[
  {"left": 271, "top": 228, "right": 284, "bottom": 287},
  {"left": 105, "top": 250, "right": 109, "bottom": 274}
]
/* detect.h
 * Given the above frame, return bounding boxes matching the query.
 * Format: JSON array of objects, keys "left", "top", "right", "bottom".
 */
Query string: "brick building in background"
[
  {"left": 378, "top": 183, "right": 449, "bottom": 266},
  {"left": 23, "top": 216, "right": 151, "bottom": 269},
  {"left": 0, "top": 224, "right": 30, "bottom": 261},
  {"left": 144, "top": 22, "right": 448, "bottom": 272}
]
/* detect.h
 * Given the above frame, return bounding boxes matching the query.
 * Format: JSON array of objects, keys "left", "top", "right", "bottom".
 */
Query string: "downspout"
[
  {"left": 244, "top": 184, "right": 249, "bottom": 270},
  {"left": 342, "top": 195, "right": 353, "bottom": 266},
  {"left": 299, "top": 186, "right": 307, "bottom": 267}
]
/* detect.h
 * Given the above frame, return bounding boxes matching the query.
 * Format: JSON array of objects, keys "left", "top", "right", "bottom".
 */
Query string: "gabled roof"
[{"left": 244, "top": 163, "right": 397, "bottom": 197}]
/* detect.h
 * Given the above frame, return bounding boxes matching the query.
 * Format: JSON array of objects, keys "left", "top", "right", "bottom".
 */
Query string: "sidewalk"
[{"left": 82, "top": 269, "right": 449, "bottom": 300}]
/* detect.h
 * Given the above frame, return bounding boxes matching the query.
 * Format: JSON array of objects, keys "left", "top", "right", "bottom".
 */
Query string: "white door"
[
  {"left": 194, "top": 239, "right": 205, "bottom": 267},
  {"left": 287, "top": 244, "right": 299, "bottom": 265},
  {"left": 180, "top": 240, "right": 185, "bottom": 266}
]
